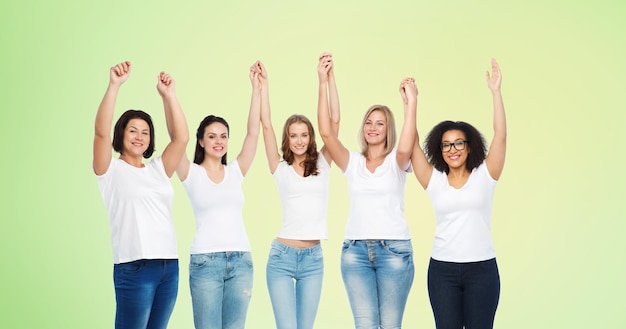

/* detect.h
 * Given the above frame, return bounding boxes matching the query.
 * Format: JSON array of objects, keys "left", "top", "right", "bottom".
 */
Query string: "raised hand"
[
  {"left": 486, "top": 58, "right": 502, "bottom": 92},
  {"left": 250, "top": 61, "right": 262, "bottom": 90},
  {"left": 318, "top": 52, "right": 333, "bottom": 83},
  {"left": 399, "top": 77, "right": 417, "bottom": 105},
  {"left": 157, "top": 71, "right": 176, "bottom": 98},
  {"left": 110, "top": 61, "right": 131, "bottom": 86}
]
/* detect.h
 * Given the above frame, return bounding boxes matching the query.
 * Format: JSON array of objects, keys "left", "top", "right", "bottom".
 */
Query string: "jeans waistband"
[
  {"left": 271, "top": 239, "right": 322, "bottom": 255},
  {"left": 191, "top": 251, "right": 250, "bottom": 258}
]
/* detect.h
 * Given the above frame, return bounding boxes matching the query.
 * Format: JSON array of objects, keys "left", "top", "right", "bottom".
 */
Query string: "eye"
[
  {"left": 142, "top": 132, "right": 149, "bottom": 136},
  {"left": 442, "top": 142, "right": 451, "bottom": 148}
]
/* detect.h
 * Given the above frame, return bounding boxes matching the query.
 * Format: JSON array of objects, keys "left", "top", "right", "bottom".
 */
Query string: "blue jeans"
[
  {"left": 189, "top": 252, "right": 253, "bottom": 329},
  {"left": 266, "top": 240, "right": 324, "bottom": 329},
  {"left": 427, "top": 258, "right": 500, "bottom": 329},
  {"left": 113, "top": 259, "right": 179, "bottom": 329},
  {"left": 341, "top": 240, "right": 414, "bottom": 329}
]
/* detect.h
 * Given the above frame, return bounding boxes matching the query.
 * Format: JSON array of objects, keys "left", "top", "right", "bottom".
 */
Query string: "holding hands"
[
  {"left": 317, "top": 52, "right": 334, "bottom": 83},
  {"left": 486, "top": 58, "right": 502, "bottom": 92},
  {"left": 399, "top": 77, "right": 417, "bottom": 105}
]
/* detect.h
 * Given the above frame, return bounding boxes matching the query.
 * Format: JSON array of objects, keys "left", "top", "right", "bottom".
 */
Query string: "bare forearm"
[
  {"left": 163, "top": 95, "right": 189, "bottom": 145},
  {"left": 317, "top": 81, "right": 333, "bottom": 138},
  {"left": 492, "top": 90, "right": 506, "bottom": 140},
  {"left": 94, "top": 84, "right": 120, "bottom": 137}
]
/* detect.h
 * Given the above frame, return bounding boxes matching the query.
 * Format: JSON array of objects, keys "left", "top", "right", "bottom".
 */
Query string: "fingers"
[
  {"left": 111, "top": 61, "right": 131, "bottom": 77},
  {"left": 158, "top": 71, "right": 174, "bottom": 86},
  {"left": 317, "top": 53, "right": 333, "bottom": 76}
]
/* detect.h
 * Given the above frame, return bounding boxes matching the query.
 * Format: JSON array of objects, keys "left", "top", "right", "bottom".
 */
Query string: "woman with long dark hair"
[{"left": 176, "top": 62, "right": 262, "bottom": 329}]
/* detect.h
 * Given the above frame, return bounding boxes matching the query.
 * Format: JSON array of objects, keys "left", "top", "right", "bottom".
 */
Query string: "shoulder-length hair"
[
  {"left": 193, "top": 115, "right": 230, "bottom": 165},
  {"left": 424, "top": 120, "right": 486, "bottom": 174},
  {"left": 112, "top": 109, "right": 155, "bottom": 158},
  {"left": 281, "top": 114, "right": 320, "bottom": 177},
  {"left": 358, "top": 105, "right": 396, "bottom": 157}
]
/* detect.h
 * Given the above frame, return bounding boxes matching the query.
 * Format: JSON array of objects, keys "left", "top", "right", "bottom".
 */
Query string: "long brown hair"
[{"left": 281, "top": 114, "right": 319, "bottom": 177}]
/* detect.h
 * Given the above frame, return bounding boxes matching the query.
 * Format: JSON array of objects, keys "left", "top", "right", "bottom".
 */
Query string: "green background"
[{"left": 1, "top": 0, "right": 624, "bottom": 327}]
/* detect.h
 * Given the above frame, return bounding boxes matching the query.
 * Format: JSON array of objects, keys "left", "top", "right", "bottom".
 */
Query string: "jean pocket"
[
  {"left": 241, "top": 252, "right": 254, "bottom": 268},
  {"left": 117, "top": 260, "right": 146, "bottom": 274},
  {"left": 384, "top": 240, "right": 413, "bottom": 257},
  {"left": 341, "top": 240, "right": 353, "bottom": 253},
  {"left": 189, "top": 254, "right": 211, "bottom": 269}
]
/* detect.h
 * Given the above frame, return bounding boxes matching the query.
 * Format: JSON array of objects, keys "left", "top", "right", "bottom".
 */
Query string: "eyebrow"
[{"left": 129, "top": 125, "right": 149, "bottom": 131}]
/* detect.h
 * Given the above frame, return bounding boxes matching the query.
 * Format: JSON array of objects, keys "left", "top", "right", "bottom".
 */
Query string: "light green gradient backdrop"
[{"left": 1, "top": 0, "right": 624, "bottom": 328}]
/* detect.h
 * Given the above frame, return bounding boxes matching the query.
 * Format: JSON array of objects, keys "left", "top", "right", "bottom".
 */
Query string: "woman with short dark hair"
[{"left": 93, "top": 61, "right": 189, "bottom": 329}]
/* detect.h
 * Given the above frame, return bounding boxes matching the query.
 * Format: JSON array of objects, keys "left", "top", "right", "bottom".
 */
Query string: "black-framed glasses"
[{"left": 441, "top": 139, "right": 467, "bottom": 152}]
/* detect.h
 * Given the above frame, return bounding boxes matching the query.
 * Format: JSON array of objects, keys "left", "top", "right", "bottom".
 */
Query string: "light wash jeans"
[
  {"left": 189, "top": 252, "right": 253, "bottom": 329},
  {"left": 266, "top": 240, "right": 324, "bottom": 329},
  {"left": 113, "top": 259, "right": 179, "bottom": 329},
  {"left": 341, "top": 240, "right": 414, "bottom": 329}
]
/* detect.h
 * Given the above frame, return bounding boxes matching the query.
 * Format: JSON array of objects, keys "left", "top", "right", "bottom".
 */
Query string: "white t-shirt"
[
  {"left": 182, "top": 160, "right": 251, "bottom": 254},
  {"left": 344, "top": 149, "right": 411, "bottom": 240},
  {"left": 426, "top": 162, "right": 497, "bottom": 262},
  {"left": 97, "top": 157, "right": 178, "bottom": 264},
  {"left": 274, "top": 156, "right": 330, "bottom": 240}
]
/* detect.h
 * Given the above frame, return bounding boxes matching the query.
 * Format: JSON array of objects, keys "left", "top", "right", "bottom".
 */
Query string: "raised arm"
[
  {"left": 157, "top": 72, "right": 189, "bottom": 178},
  {"left": 93, "top": 61, "right": 131, "bottom": 175},
  {"left": 236, "top": 61, "right": 262, "bottom": 176},
  {"left": 257, "top": 61, "right": 281, "bottom": 174},
  {"left": 484, "top": 58, "right": 506, "bottom": 180},
  {"left": 396, "top": 78, "right": 417, "bottom": 171},
  {"left": 317, "top": 53, "right": 349, "bottom": 171}
]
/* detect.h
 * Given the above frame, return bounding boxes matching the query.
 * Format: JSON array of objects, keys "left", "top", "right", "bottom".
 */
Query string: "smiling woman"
[
  {"left": 92, "top": 61, "right": 190, "bottom": 329},
  {"left": 409, "top": 59, "right": 506, "bottom": 329}
]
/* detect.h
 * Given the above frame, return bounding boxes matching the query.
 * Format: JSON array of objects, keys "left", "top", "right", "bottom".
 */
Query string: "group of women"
[{"left": 93, "top": 54, "right": 506, "bottom": 329}]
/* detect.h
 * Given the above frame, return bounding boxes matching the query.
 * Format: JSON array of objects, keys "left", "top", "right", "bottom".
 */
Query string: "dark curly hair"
[
  {"left": 193, "top": 115, "right": 230, "bottom": 165},
  {"left": 112, "top": 109, "right": 155, "bottom": 158},
  {"left": 281, "top": 114, "right": 319, "bottom": 177},
  {"left": 424, "top": 120, "right": 486, "bottom": 174}
]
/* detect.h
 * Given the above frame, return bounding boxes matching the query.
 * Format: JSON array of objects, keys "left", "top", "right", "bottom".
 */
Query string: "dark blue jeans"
[
  {"left": 113, "top": 259, "right": 179, "bottom": 329},
  {"left": 427, "top": 258, "right": 500, "bottom": 329}
]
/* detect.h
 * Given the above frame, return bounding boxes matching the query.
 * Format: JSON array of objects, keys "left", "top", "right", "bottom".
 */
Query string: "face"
[
  {"left": 288, "top": 122, "right": 311, "bottom": 157},
  {"left": 123, "top": 118, "right": 150, "bottom": 156},
  {"left": 363, "top": 110, "right": 387, "bottom": 145},
  {"left": 200, "top": 122, "right": 229, "bottom": 159},
  {"left": 441, "top": 129, "right": 469, "bottom": 169}
]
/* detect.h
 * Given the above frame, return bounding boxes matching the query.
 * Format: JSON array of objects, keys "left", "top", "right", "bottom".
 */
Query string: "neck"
[
  {"left": 202, "top": 157, "right": 224, "bottom": 170},
  {"left": 366, "top": 144, "right": 386, "bottom": 160},
  {"left": 119, "top": 154, "right": 144, "bottom": 167},
  {"left": 447, "top": 166, "right": 469, "bottom": 178},
  {"left": 293, "top": 154, "right": 306, "bottom": 166}
]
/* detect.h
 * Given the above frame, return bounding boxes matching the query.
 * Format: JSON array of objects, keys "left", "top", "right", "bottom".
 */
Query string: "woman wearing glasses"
[{"left": 410, "top": 59, "right": 507, "bottom": 329}]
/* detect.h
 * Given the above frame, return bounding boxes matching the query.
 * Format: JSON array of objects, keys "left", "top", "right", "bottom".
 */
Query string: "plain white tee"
[
  {"left": 97, "top": 157, "right": 178, "bottom": 264},
  {"left": 274, "top": 156, "right": 330, "bottom": 240},
  {"left": 182, "top": 160, "right": 251, "bottom": 254},
  {"left": 344, "top": 149, "right": 411, "bottom": 240},
  {"left": 426, "top": 161, "right": 497, "bottom": 262}
]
